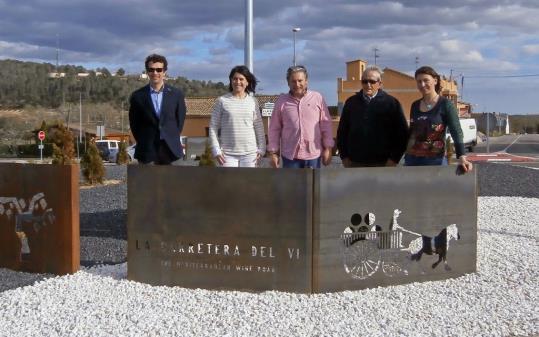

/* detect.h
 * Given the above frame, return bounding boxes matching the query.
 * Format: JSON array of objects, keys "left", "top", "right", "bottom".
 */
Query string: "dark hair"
[
  {"left": 145, "top": 54, "right": 168, "bottom": 71},
  {"left": 286, "top": 65, "right": 308, "bottom": 82},
  {"left": 415, "top": 66, "right": 441, "bottom": 94},
  {"left": 228, "top": 65, "right": 258, "bottom": 94}
]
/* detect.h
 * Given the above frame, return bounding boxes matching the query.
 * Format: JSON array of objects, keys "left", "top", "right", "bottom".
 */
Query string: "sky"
[{"left": 0, "top": 0, "right": 538, "bottom": 114}]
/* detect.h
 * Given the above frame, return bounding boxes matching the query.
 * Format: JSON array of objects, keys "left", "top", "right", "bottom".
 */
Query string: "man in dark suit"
[{"left": 129, "top": 54, "right": 186, "bottom": 165}]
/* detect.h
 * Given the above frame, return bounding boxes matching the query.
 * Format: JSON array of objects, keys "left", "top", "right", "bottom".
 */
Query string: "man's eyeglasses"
[
  {"left": 147, "top": 67, "right": 164, "bottom": 73},
  {"left": 361, "top": 79, "right": 379, "bottom": 85}
]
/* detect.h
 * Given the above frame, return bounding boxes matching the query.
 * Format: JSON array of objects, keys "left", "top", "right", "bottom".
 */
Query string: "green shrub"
[
  {"left": 198, "top": 140, "right": 215, "bottom": 167},
  {"left": 50, "top": 123, "right": 76, "bottom": 164},
  {"left": 116, "top": 141, "right": 130, "bottom": 165},
  {"left": 81, "top": 141, "right": 105, "bottom": 184}
]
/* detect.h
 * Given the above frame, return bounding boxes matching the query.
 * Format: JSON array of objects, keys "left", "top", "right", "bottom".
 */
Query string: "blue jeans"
[
  {"left": 404, "top": 154, "right": 447, "bottom": 166},
  {"left": 282, "top": 156, "right": 321, "bottom": 168}
]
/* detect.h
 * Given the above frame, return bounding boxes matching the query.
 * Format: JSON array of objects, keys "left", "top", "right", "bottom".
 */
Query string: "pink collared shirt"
[{"left": 268, "top": 90, "right": 334, "bottom": 160}]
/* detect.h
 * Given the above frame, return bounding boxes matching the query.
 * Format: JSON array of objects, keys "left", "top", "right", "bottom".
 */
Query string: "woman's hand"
[
  {"left": 214, "top": 154, "right": 226, "bottom": 166},
  {"left": 457, "top": 155, "right": 473, "bottom": 174}
]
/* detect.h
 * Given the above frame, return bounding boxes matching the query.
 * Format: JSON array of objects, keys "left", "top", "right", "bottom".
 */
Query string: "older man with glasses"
[
  {"left": 337, "top": 65, "right": 409, "bottom": 167},
  {"left": 268, "top": 65, "right": 334, "bottom": 168},
  {"left": 129, "top": 54, "right": 187, "bottom": 165}
]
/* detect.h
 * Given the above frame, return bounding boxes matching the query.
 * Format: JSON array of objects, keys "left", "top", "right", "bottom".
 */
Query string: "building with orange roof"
[{"left": 337, "top": 59, "right": 468, "bottom": 121}]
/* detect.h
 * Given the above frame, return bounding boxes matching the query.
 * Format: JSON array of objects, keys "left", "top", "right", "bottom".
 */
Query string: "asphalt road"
[{"left": 474, "top": 134, "right": 539, "bottom": 158}]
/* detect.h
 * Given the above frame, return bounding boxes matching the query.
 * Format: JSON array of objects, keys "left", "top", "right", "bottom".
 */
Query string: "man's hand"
[
  {"left": 322, "top": 148, "right": 332, "bottom": 166},
  {"left": 341, "top": 157, "right": 352, "bottom": 168},
  {"left": 385, "top": 159, "right": 397, "bottom": 167},
  {"left": 270, "top": 153, "right": 280, "bottom": 168}
]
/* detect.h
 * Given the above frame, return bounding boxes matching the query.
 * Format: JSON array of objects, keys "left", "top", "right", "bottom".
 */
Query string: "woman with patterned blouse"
[{"left": 404, "top": 66, "right": 473, "bottom": 173}]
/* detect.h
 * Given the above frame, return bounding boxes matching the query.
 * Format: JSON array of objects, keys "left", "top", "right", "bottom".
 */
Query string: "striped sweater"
[{"left": 209, "top": 93, "right": 266, "bottom": 157}]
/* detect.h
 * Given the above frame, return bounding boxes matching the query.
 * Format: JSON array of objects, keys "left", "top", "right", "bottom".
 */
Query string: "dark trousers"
[{"left": 141, "top": 140, "right": 180, "bottom": 165}]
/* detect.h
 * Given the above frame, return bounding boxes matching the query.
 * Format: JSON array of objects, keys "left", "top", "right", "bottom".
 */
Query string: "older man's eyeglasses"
[
  {"left": 147, "top": 67, "right": 164, "bottom": 73},
  {"left": 361, "top": 79, "right": 379, "bottom": 85}
]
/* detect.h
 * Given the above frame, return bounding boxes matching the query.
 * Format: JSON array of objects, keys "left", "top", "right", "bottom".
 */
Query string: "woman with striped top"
[{"left": 209, "top": 65, "right": 266, "bottom": 167}]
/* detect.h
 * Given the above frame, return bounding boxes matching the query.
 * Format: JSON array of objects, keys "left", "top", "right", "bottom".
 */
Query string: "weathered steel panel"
[
  {"left": 128, "top": 166, "right": 313, "bottom": 293},
  {"left": 313, "top": 166, "right": 477, "bottom": 292},
  {"left": 0, "top": 163, "right": 80, "bottom": 274}
]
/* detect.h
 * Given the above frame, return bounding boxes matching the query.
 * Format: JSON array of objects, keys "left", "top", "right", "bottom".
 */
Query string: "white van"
[
  {"left": 95, "top": 139, "right": 120, "bottom": 162},
  {"left": 447, "top": 118, "right": 477, "bottom": 152}
]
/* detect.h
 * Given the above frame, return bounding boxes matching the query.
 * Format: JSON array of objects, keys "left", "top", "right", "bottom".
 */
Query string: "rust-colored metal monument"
[{"left": 0, "top": 163, "right": 80, "bottom": 274}]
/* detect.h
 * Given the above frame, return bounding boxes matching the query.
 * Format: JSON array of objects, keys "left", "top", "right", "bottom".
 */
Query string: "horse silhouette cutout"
[{"left": 404, "top": 224, "right": 460, "bottom": 271}]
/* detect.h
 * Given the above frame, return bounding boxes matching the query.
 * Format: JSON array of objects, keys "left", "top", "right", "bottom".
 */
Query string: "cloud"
[
  {"left": 522, "top": 44, "right": 539, "bottom": 55},
  {"left": 0, "top": 0, "right": 538, "bottom": 113}
]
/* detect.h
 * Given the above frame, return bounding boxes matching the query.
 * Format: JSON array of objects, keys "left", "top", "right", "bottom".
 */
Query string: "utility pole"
[
  {"left": 78, "top": 92, "right": 82, "bottom": 159},
  {"left": 56, "top": 34, "right": 60, "bottom": 73},
  {"left": 374, "top": 48, "right": 380, "bottom": 65},
  {"left": 415, "top": 56, "right": 419, "bottom": 70},
  {"left": 121, "top": 101, "right": 124, "bottom": 134},
  {"left": 460, "top": 75, "right": 465, "bottom": 101}
]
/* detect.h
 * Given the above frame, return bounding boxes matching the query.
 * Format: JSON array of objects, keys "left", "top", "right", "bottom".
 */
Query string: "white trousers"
[{"left": 221, "top": 153, "right": 258, "bottom": 168}]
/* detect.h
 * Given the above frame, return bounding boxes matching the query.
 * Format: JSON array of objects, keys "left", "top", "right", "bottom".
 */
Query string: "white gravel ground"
[{"left": 0, "top": 196, "right": 537, "bottom": 337}]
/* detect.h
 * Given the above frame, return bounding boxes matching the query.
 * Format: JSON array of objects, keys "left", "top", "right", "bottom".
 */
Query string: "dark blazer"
[
  {"left": 128, "top": 84, "right": 186, "bottom": 163},
  {"left": 337, "top": 89, "right": 409, "bottom": 166}
]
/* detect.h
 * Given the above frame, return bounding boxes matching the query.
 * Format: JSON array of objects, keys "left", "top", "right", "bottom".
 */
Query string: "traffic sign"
[
  {"left": 38, "top": 131, "right": 45, "bottom": 141},
  {"left": 261, "top": 108, "right": 273, "bottom": 117}
]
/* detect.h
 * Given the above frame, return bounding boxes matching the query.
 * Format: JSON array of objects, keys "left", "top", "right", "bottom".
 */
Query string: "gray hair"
[
  {"left": 362, "top": 65, "right": 383, "bottom": 81},
  {"left": 286, "top": 65, "right": 308, "bottom": 81}
]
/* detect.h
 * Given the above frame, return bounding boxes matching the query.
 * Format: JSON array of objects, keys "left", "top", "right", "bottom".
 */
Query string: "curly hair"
[{"left": 145, "top": 54, "right": 168, "bottom": 71}]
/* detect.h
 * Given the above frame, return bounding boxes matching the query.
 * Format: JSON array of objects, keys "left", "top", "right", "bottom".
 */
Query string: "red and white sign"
[{"left": 38, "top": 131, "right": 46, "bottom": 141}]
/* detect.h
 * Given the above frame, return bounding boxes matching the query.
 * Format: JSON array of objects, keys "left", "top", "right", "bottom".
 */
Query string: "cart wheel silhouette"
[{"left": 344, "top": 240, "right": 380, "bottom": 279}]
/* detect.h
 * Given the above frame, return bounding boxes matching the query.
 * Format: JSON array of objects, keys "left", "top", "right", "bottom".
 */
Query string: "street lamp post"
[
  {"left": 245, "top": 0, "right": 253, "bottom": 71},
  {"left": 485, "top": 109, "right": 490, "bottom": 153},
  {"left": 292, "top": 27, "right": 301, "bottom": 66}
]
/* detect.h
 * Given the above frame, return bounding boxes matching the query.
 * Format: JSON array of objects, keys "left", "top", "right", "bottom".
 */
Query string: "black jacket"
[
  {"left": 128, "top": 84, "right": 186, "bottom": 163},
  {"left": 337, "top": 90, "right": 409, "bottom": 165}
]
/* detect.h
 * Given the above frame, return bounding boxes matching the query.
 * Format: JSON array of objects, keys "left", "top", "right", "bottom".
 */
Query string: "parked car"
[{"left": 95, "top": 140, "right": 120, "bottom": 162}]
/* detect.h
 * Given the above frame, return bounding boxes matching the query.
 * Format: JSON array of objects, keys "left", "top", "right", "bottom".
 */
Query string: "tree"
[
  {"left": 116, "top": 141, "right": 130, "bottom": 164},
  {"left": 198, "top": 140, "right": 215, "bottom": 167},
  {"left": 50, "top": 123, "right": 76, "bottom": 164},
  {"left": 81, "top": 140, "right": 105, "bottom": 184},
  {"left": 116, "top": 68, "right": 125, "bottom": 76}
]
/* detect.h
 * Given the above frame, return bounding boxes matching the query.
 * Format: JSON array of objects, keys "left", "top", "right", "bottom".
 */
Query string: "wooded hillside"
[{"left": 0, "top": 59, "right": 228, "bottom": 109}]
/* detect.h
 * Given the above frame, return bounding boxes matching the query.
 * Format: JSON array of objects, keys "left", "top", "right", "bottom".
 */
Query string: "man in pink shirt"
[{"left": 267, "top": 65, "right": 334, "bottom": 168}]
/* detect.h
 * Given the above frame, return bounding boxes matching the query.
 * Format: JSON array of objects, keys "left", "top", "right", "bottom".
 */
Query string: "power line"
[
  {"left": 461, "top": 74, "right": 539, "bottom": 78},
  {"left": 465, "top": 74, "right": 539, "bottom": 78}
]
